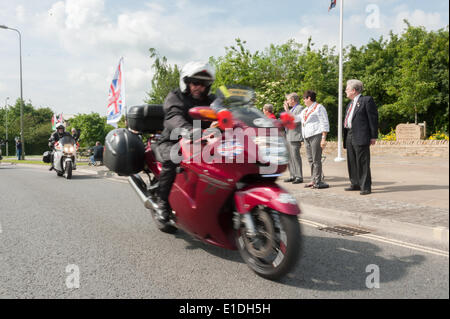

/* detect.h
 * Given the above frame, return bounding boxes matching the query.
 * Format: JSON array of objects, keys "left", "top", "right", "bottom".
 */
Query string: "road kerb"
[{"left": 299, "top": 203, "right": 449, "bottom": 247}]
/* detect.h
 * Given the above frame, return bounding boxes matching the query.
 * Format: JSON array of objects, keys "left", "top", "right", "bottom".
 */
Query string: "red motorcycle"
[{"left": 104, "top": 86, "right": 301, "bottom": 280}]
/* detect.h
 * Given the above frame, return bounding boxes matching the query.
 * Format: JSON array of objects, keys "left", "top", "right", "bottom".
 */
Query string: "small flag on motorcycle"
[{"left": 52, "top": 113, "right": 64, "bottom": 130}]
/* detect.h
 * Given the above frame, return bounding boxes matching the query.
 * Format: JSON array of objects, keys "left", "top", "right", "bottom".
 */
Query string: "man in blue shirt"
[{"left": 89, "top": 141, "right": 104, "bottom": 166}]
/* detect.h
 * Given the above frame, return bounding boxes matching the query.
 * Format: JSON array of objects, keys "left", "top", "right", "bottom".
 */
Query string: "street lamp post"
[
  {"left": 0, "top": 24, "right": 25, "bottom": 160},
  {"left": 4, "top": 97, "right": 9, "bottom": 157}
]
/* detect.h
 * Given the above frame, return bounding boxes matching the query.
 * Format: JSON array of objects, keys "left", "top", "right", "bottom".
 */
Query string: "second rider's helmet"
[{"left": 56, "top": 123, "right": 65, "bottom": 136}]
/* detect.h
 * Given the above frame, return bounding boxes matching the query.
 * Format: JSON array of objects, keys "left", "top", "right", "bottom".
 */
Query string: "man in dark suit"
[{"left": 343, "top": 79, "right": 378, "bottom": 195}]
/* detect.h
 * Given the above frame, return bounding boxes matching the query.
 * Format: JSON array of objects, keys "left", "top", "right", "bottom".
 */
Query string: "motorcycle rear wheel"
[{"left": 236, "top": 207, "right": 301, "bottom": 281}]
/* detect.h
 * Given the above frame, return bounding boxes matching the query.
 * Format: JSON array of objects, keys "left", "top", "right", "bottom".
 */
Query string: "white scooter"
[{"left": 53, "top": 135, "right": 77, "bottom": 179}]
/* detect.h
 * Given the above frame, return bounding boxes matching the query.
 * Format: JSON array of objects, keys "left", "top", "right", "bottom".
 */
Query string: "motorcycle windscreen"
[{"left": 59, "top": 135, "right": 76, "bottom": 145}]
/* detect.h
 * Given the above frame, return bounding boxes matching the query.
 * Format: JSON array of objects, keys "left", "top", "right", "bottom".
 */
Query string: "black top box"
[
  {"left": 103, "top": 128, "right": 145, "bottom": 176},
  {"left": 127, "top": 104, "right": 164, "bottom": 133}
]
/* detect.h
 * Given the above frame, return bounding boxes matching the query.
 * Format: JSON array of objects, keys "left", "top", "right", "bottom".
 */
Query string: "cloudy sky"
[{"left": 0, "top": 0, "right": 448, "bottom": 116}]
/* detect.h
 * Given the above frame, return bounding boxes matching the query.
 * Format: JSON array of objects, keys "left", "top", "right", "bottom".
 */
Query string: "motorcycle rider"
[
  {"left": 71, "top": 127, "right": 80, "bottom": 142},
  {"left": 156, "top": 61, "right": 216, "bottom": 223},
  {"left": 48, "top": 122, "right": 72, "bottom": 171}
]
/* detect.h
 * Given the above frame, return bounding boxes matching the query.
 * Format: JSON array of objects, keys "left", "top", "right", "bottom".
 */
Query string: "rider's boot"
[{"left": 156, "top": 198, "right": 171, "bottom": 223}]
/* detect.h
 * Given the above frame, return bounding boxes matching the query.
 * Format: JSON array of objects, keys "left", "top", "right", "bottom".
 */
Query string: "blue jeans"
[{"left": 17, "top": 149, "right": 22, "bottom": 160}]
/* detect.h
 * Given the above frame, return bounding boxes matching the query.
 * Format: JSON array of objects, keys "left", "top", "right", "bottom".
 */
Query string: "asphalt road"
[{"left": 0, "top": 164, "right": 448, "bottom": 299}]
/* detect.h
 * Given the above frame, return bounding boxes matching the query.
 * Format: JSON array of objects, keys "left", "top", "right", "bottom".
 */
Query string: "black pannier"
[
  {"left": 127, "top": 104, "right": 164, "bottom": 133},
  {"left": 103, "top": 128, "right": 145, "bottom": 176},
  {"left": 42, "top": 151, "right": 51, "bottom": 163}
]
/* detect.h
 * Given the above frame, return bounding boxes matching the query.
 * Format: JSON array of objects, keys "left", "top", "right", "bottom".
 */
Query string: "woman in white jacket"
[{"left": 297, "top": 90, "right": 330, "bottom": 189}]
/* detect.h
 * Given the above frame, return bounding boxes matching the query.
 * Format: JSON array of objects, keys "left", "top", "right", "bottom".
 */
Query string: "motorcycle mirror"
[{"left": 217, "top": 109, "right": 233, "bottom": 130}]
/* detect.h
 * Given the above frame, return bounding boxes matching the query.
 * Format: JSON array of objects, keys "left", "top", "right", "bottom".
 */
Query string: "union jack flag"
[
  {"left": 107, "top": 57, "right": 125, "bottom": 127},
  {"left": 328, "top": 0, "right": 336, "bottom": 11}
]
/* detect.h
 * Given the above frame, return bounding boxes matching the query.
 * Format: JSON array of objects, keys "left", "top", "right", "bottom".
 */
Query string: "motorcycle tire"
[
  {"left": 64, "top": 161, "right": 73, "bottom": 179},
  {"left": 236, "top": 208, "right": 301, "bottom": 281}
]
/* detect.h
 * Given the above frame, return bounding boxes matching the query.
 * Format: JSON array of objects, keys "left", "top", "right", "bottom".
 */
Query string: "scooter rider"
[
  {"left": 156, "top": 61, "right": 216, "bottom": 223},
  {"left": 48, "top": 123, "right": 72, "bottom": 171}
]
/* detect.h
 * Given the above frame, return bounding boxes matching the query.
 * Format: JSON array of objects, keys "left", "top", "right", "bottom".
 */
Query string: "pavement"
[
  {"left": 281, "top": 153, "right": 449, "bottom": 248},
  {"left": 2, "top": 152, "right": 449, "bottom": 247}
]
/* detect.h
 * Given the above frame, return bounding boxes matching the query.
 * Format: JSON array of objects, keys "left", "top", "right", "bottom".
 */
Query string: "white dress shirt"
[
  {"left": 345, "top": 94, "right": 361, "bottom": 129},
  {"left": 296, "top": 102, "right": 330, "bottom": 139}
]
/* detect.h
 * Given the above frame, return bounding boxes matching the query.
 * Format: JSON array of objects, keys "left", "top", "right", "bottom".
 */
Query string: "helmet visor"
[{"left": 186, "top": 78, "right": 211, "bottom": 87}]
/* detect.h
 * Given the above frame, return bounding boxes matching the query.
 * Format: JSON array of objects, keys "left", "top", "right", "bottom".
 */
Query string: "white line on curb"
[{"left": 299, "top": 218, "right": 449, "bottom": 258}]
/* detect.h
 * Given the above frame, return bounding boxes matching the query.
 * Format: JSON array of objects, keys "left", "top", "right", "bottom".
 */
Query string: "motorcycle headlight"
[
  {"left": 252, "top": 136, "right": 289, "bottom": 165},
  {"left": 64, "top": 145, "right": 74, "bottom": 154}
]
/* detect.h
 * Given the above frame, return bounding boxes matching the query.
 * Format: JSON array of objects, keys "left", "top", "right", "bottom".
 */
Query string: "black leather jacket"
[
  {"left": 158, "top": 89, "right": 215, "bottom": 158},
  {"left": 48, "top": 131, "right": 72, "bottom": 149}
]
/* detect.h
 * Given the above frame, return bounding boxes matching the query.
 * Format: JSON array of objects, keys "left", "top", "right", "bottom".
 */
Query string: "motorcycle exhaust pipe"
[{"left": 128, "top": 174, "right": 159, "bottom": 211}]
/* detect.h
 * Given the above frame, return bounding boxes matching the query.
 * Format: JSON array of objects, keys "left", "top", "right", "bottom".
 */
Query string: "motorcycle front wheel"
[
  {"left": 236, "top": 206, "right": 301, "bottom": 281},
  {"left": 64, "top": 161, "right": 72, "bottom": 179}
]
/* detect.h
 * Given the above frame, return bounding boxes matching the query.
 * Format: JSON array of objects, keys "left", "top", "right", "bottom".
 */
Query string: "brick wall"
[{"left": 300, "top": 140, "right": 449, "bottom": 158}]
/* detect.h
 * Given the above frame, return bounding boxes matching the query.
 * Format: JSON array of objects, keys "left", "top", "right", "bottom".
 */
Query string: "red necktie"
[{"left": 344, "top": 101, "right": 354, "bottom": 128}]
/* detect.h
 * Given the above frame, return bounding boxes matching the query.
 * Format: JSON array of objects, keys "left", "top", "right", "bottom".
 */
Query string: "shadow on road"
[
  {"left": 332, "top": 181, "right": 395, "bottom": 188},
  {"left": 70, "top": 174, "right": 103, "bottom": 180},
  {"left": 173, "top": 229, "right": 425, "bottom": 291},
  {"left": 0, "top": 165, "right": 16, "bottom": 169},
  {"left": 278, "top": 234, "right": 425, "bottom": 291},
  {"left": 173, "top": 230, "right": 243, "bottom": 263},
  {"left": 373, "top": 184, "right": 449, "bottom": 193}
]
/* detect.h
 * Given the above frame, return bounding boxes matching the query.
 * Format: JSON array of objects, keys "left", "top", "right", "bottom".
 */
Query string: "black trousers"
[
  {"left": 158, "top": 160, "right": 177, "bottom": 203},
  {"left": 346, "top": 130, "right": 372, "bottom": 191}
]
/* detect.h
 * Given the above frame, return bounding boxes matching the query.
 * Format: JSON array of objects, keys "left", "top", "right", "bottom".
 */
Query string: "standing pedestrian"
[
  {"left": 343, "top": 79, "right": 379, "bottom": 195},
  {"left": 299, "top": 90, "right": 330, "bottom": 189},
  {"left": 16, "top": 139, "right": 22, "bottom": 160},
  {"left": 283, "top": 93, "right": 304, "bottom": 184},
  {"left": 263, "top": 103, "right": 277, "bottom": 119}
]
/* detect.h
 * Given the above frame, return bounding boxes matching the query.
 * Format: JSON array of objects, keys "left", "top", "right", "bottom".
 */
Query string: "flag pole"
[
  {"left": 334, "top": 0, "right": 345, "bottom": 162},
  {"left": 121, "top": 56, "right": 127, "bottom": 122}
]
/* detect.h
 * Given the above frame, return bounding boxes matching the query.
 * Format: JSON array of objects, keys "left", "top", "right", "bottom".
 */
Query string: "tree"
[
  {"left": 211, "top": 39, "right": 340, "bottom": 137},
  {"left": 68, "top": 113, "right": 114, "bottom": 148},
  {"left": 145, "top": 48, "right": 180, "bottom": 104},
  {"left": 0, "top": 98, "right": 54, "bottom": 155},
  {"left": 392, "top": 23, "right": 438, "bottom": 124}
]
